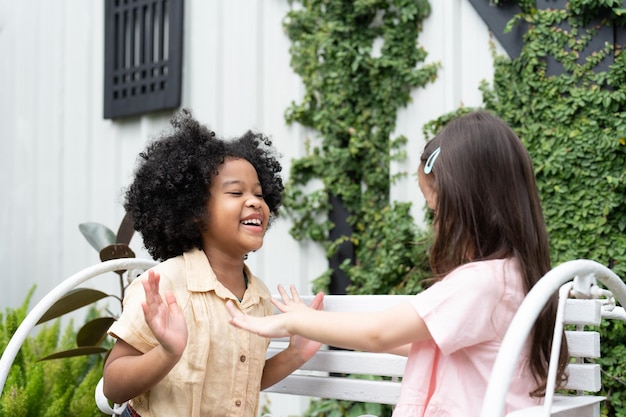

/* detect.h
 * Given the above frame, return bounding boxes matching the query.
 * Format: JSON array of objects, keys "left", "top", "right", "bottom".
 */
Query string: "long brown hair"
[{"left": 420, "top": 110, "right": 567, "bottom": 396}]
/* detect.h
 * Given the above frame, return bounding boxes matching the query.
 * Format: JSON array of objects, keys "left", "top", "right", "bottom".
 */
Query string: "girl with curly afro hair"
[{"left": 104, "top": 109, "right": 323, "bottom": 417}]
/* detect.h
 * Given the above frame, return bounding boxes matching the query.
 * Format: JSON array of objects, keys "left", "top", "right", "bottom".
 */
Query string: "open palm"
[{"left": 141, "top": 270, "right": 188, "bottom": 357}]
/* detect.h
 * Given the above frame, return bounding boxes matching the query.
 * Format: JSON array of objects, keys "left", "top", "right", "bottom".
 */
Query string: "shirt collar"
[{"left": 182, "top": 248, "right": 268, "bottom": 305}]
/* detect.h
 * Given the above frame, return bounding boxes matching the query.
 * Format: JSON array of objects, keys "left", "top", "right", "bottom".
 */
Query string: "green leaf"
[
  {"left": 37, "top": 288, "right": 109, "bottom": 324},
  {"left": 76, "top": 317, "right": 116, "bottom": 347},
  {"left": 99, "top": 243, "right": 136, "bottom": 263},
  {"left": 37, "top": 346, "right": 109, "bottom": 361},
  {"left": 78, "top": 222, "right": 116, "bottom": 252},
  {"left": 115, "top": 211, "right": 136, "bottom": 244}
]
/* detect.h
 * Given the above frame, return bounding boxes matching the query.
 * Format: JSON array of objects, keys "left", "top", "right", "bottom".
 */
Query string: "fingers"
[
  {"left": 289, "top": 285, "right": 301, "bottom": 302},
  {"left": 276, "top": 284, "right": 302, "bottom": 303},
  {"left": 275, "top": 284, "right": 323, "bottom": 310},
  {"left": 225, "top": 300, "right": 249, "bottom": 331},
  {"left": 309, "top": 291, "right": 325, "bottom": 311},
  {"left": 142, "top": 270, "right": 162, "bottom": 305},
  {"left": 141, "top": 270, "right": 177, "bottom": 319},
  {"left": 164, "top": 290, "right": 180, "bottom": 311},
  {"left": 225, "top": 300, "right": 239, "bottom": 319},
  {"left": 270, "top": 296, "right": 286, "bottom": 312},
  {"left": 276, "top": 284, "right": 289, "bottom": 301}
]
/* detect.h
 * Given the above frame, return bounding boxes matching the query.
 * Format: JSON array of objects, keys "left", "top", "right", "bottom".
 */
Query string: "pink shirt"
[{"left": 393, "top": 258, "right": 541, "bottom": 417}]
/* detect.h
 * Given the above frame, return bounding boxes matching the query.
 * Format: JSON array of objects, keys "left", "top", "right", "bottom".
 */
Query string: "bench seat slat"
[
  {"left": 259, "top": 293, "right": 612, "bottom": 416},
  {"left": 267, "top": 347, "right": 407, "bottom": 377},
  {"left": 264, "top": 374, "right": 402, "bottom": 405},
  {"left": 564, "top": 299, "right": 602, "bottom": 326},
  {"left": 506, "top": 395, "right": 604, "bottom": 417},
  {"left": 563, "top": 363, "right": 601, "bottom": 392},
  {"left": 565, "top": 331, "right": 600, "bottom": 358}
]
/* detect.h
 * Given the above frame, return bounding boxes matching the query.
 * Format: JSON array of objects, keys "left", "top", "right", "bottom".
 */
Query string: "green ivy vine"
[
  {"left": 282, "top": 0, "right": 437, "bottom": 298},
  {"left": 481, "top": 2, "right": 626, "bottom": 414}
]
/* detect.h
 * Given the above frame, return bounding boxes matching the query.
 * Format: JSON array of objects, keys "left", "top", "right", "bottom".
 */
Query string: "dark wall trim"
[
  {"left": 468, "top": 0, "right": 623, "bottom": 76},
  {"left": 466, "top": 0, "right": 526, "bottom": 59},
  {"left": 328, "top": 193, "right": 355, "bottom": 295}
]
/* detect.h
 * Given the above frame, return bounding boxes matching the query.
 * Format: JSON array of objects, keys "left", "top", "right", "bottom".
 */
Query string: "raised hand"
[
  {"left": 226, "top": 299, "right": 291, "bottom": 338},
  {"left": 271, "top": 284, "right": 322, "bottom": 314},
  {"left": 227, "top": 285, "right": 325, "bottom": 362},
  {"left": 286, "top": 287, "right": 324, "bottom": 362},
  {"left": 141, "top": 270, "right": 188, "bottom": 357}
]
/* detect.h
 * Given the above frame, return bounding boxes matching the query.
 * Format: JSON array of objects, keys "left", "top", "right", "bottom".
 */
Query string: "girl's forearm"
[
  {"left": 285, "top": 303, "right": 428, "bottom": 352},
  {"left": 261, "top": 346, "right": 304, "bottom": 389}
]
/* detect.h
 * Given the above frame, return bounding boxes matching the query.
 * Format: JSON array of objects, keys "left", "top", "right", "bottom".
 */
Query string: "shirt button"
[
  {"left": 240, "top": 355, "right": 246, "bottom": 362},
  {"left": 235, "top": 400, "right": 242, "bottom": 407}
]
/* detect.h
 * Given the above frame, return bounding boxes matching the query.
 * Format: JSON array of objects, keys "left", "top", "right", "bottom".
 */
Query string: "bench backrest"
[
  {"left": 263, "top": 295, "right": 412, "bottom": 404},
  {"left": 481, "top": 259, "right": 626, "bottom": 417}
]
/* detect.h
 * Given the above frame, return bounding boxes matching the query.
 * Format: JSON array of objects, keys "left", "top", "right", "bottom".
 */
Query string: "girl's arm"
[
  {"left": 386, "top": 344, "right": 411, "bottom": 357},
  {"left": 103, "top": 270, "right": 188, "bottom": 403},
  {"left": 103, "top": 338, "right": 182, "bottom": 403},
  {"left": 227, "top": 286, "right": 432, "bottom": 355},
  {"left": 259, "top": 289, "right": 325, "bottom": 389}
]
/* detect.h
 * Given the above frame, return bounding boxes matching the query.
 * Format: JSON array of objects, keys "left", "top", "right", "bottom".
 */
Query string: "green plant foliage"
[
  {"left": 37, "top": 221, "right": 137, "bottom": 363},
  {"left": 343, "top": 202, "right": 432, "bottom": 296},
  {"left": 78, "top": 223, "right": 116, "bottom": 253},
  {"left": 282, "top": 0, "right": 438, "bottom": 293},
  {"left": 0, "top": 291, "right": 105, "bottom": 416},
  {"left": 1, "top": 218, "right": 141, "bottom": 413},
  {"left": 481, "top": 6, "right": 626, "bottom": 276}
]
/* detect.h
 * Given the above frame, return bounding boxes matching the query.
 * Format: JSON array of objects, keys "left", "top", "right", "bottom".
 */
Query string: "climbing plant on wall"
[
  {"left": 486, "top": 3, "right": 626, "bottom": 414},
  {"left": 483, "top": 1, "right": 626, "bottom": 278},
  {"left": 282, "top": 0, "right": 437, "bottom": 299},
  {"left": 425, "top": 1, "right": 626, "bottom": 414}
]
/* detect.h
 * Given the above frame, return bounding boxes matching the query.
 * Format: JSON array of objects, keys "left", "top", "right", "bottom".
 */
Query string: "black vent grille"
[{"left": 104, "top": 0, "right": 184, "bottom": 119}]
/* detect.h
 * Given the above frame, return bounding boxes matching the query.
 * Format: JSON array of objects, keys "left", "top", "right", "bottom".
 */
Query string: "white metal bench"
[
  {"left": 263, "top": 259, "right": 626, "bottom": 417},
  {"left": 1, "top": 258, "right": 625, "bottom": 417}
]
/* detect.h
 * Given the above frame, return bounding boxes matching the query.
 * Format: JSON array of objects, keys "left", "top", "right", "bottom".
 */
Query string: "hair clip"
[{"left": 424, "top": 147, "right": 441, "bottom": 174}]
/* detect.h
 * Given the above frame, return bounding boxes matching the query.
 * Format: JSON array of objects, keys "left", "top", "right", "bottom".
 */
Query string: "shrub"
[{"left": 0, "top": 289, "right": 106, "bottom": 417}]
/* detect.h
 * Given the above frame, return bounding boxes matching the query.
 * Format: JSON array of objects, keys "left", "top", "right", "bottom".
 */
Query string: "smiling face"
[{"left": 202, "top": 157, "right": 270, "bottom": 259}]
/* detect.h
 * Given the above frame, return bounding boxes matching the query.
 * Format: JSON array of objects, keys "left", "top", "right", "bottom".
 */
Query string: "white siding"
[{"left": 0, "top": 0, "right": 506, "bottom": 415}]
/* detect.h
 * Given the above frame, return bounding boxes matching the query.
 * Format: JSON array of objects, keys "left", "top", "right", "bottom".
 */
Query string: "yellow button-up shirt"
[{"left": 108, "top": 248, "right": 273, "bottom": 417}]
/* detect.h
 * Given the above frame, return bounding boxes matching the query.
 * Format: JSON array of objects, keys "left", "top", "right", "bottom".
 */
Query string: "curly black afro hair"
[{"left": 124, "top": 109, "right": 284, "bottom": 261}]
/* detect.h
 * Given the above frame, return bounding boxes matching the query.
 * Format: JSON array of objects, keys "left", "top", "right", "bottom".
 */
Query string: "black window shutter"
[{"left": 104, "top": 0, "right": 184, "bottom": 119}]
